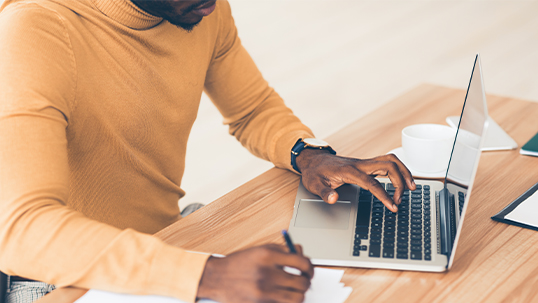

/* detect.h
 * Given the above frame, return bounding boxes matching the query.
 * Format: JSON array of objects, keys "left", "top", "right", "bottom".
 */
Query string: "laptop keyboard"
[
  {"left": 458, "top": 191, "right": 465, "bottom": 215},
  {"left": 353, "top": 183, "right": 432, "bottom": 261}
]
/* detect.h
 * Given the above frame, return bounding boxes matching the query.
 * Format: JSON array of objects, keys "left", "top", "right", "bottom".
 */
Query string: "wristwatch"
[{"left": 291, "top": 138, "right": 336, "bottom": 173}]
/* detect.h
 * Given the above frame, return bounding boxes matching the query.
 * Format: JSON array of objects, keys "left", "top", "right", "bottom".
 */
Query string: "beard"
[{"left": 131, "top": 0, "right": 208, "bottom": 32}]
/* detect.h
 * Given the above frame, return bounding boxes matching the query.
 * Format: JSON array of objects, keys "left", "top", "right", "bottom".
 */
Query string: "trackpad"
[{"left": 294, "top": 199, "right": 351, "bottom": 230}]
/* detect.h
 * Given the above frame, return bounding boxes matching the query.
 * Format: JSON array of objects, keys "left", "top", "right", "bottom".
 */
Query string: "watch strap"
[{"left": 290, "top": 139, "right": 336, "bottom": 173}]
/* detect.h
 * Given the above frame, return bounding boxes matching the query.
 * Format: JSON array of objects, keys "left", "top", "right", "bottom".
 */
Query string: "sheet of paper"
[
  {"left": 75, "top": 267, "right": 352, "bottom": 303},
  {"left": 304, "top": 267, "right": 352, "bottom": 303},
  {"left": 505, "top": 189, "right": 538, "bottom": 227}
]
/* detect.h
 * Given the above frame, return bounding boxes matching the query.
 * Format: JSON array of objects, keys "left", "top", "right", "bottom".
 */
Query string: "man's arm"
[
  {"left": 204, "top": 1, "right": 415, "bottom": 211},
  {"left": 204, "top": 1, "right": 314, "bottom": 171}
]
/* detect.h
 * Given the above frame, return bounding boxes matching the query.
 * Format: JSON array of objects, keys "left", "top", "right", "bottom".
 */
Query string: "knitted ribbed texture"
[{"left": 91, "top": 0, "right": 162, "bottom": 29}]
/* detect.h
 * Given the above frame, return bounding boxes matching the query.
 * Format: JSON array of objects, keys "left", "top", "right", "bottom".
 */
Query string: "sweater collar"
[{"left": 91, "top": 0, "right": 163, "bottom": 30}]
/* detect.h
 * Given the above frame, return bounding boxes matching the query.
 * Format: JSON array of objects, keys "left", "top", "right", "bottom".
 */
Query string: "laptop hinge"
[{"left": 437, "top": 188, "right": 455, "bottom": 257}]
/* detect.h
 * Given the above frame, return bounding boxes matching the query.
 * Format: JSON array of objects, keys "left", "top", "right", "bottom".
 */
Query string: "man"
[{"left": 0, "top": 0, "right": 415, "bottom": 302}]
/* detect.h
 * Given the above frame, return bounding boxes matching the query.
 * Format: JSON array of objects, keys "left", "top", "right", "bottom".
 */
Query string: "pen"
[
  {"left": 282, "top": 229, "right": 297, "bottom": 254},
  {"left": 281, "top": 230, "right": 308, "bottom": 280}
]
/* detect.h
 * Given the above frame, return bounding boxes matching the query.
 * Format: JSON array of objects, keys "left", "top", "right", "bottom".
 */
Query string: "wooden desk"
[{"left": 39, "top": 84, "right": 538, "bottom": 302}]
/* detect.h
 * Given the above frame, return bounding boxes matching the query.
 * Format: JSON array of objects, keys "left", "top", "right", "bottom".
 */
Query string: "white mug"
[{"left": 402, "top": 124, "right": 456, "bottom": 173}]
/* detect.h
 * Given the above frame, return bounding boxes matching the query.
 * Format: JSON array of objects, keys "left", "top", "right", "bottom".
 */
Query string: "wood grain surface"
[{"left": 39, "top": 84, "right": 538, "bottom": 302}]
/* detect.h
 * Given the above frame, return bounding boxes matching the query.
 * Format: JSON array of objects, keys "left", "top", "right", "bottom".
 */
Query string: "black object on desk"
[{"left": 491, "top": 182, "right": 538, "bottom": 231}]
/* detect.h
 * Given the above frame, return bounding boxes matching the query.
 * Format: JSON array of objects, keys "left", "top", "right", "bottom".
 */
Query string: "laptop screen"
[
  {"left": 445, "top": 55, "right": 488, "bottom": 187},
  {"left": 443, "top": 54, "right": 489, "bottom": 268}
]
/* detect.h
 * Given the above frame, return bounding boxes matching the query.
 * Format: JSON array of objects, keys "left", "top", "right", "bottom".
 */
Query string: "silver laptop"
[{"left": 288, "top": 54, "right": 489, "bottom": 272}]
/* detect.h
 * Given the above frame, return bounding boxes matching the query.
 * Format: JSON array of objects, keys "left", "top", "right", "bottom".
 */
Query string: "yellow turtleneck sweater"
[{"left": 0, "top": 0, "right": 313, "bottom": 301}]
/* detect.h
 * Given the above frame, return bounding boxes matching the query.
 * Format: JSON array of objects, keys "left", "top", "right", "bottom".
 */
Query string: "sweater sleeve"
[
  {"left": 0, "top": 3, "right": 208, "bottom": 302},
  {"left": 204, "top": 1, "right": 314, "bottom": 171}
]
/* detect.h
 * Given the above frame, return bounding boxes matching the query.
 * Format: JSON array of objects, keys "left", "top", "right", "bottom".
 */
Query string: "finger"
[
  {"left": 275, "top": 269, "right": 311, "bottom": 293},
  {"left": 295, "top": 244, "right": 303, "bottom": 256},
  {"left": 262, "top": 245, "right": 314, "bottom": 279},
  {"left": 355, "top": 160, "right": 406, "bottom": 210},
  {"left": 375, "top": 154, "right": 416, "bottom": 190},
  {"left": 274, "top": 254, "right": 314, "bottom": 280},
  {"left": 267, "top": 288, "right": 306, "bottom": 303},
  {"left": 338, "top": 168, "right": 397, "bottom": 212},
  {"left": 303, "top": 177, "right": 339, "bottom": 204}
]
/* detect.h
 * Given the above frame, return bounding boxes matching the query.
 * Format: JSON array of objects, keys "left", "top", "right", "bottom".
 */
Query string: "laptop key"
[
  {"left": 410, "top": 251, "right": 422, "bottom": 260},
  {"left": 397, "top": 253, "right": 408, "bottom": 259},
  {"left": 425, "top": 254, "right": 431, "bottom": 261},
  {"left": 410, "top": 240, "right": 421, "bottom": 245},
  {"left": 383, "top": 249, "right": 394, "bottom": 258},
  {"left": 356, "top": 226, "right": 369, "bottom": 233},
  {"left": 371, "top": 233, "right": 381, "bottom": 240},
  {"left": 383, "top": 237, "right": 395, "bottom": 244},
  {"left": 384, "top": 225, "right": 395, "bottom": 231},
  {"left": 354, "top": 239, "right": 361, "bottom": 245},
  {"left": 397, "top": 236, "right": 408, "bottom": 242},
  {"left": 369, "top": 245, "right": 381, "bottom": 257},
  {"left": 353, "top": 250, "right": 360, "bottom": 256},
  {"left": 383, "top": 242, "right": 395, "bottom": 248},
  {"left": 411, "top": 245, "right": 422, "bottom": 251},
  {"left": 360, "top": 245, "right": 368, "bottom": 251},
  {"left": 397, "top": 242, "right": 408, "bottom": 248},
  {"left": 397, "top": 247, "right": 408, "bottom": 253},
  {"left": 370, "top": 239, "right": 381, "bottom": 245},
  {"left": 357, "top": 233, "right": 368, "bottom": 239}
]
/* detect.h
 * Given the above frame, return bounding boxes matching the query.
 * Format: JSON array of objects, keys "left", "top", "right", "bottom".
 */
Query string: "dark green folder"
[{"left": 520, "top": 131, "right": 538, "bottom": 157}]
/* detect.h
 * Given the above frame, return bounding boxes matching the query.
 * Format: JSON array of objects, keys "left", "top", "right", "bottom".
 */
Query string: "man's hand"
[
  {"left": 196, "top": 244, "right": 314, "bottom": 303},
  {"left": 296, "top": 149, "right": 416, "bottom": 212}
]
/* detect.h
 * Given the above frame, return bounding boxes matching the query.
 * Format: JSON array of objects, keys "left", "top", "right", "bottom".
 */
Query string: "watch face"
[{"left": 303, "top": 138, "right": 329, "bottom": 147}]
